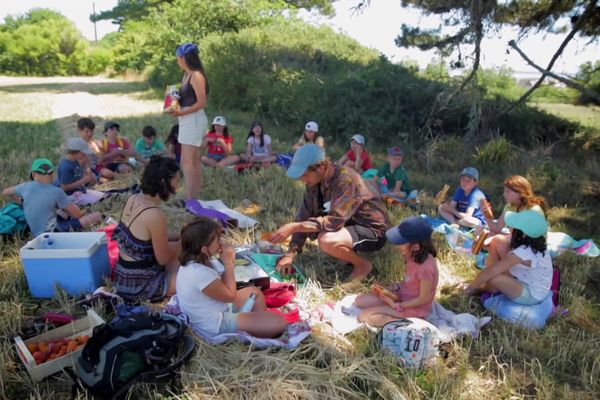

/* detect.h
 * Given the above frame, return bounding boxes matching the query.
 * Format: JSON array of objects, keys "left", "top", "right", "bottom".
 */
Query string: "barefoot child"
[
  {"left": 240, "top": 121, "right": 277, "bottom": 164},
  {"left": 175, "top": 217, "right": 286, "bottom": 338},
  {"left": 353, "top": 216, "right": 439, "bottom": 326},
  {"left": 438, "top": 167, "right": 487, "bottom": 227}
]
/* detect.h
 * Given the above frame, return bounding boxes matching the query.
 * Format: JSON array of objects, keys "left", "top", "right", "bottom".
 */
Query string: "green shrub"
[{"left": 473, "top": 136, "right": 517, "bottom": 165}]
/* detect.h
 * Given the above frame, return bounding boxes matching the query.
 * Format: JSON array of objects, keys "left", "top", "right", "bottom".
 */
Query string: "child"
[
  {"left": 166, "top": 124, "right": 181, "bottom": 163},
  {"left": 99, "top": 121, "right": 144, "bottom": 173},
  {"left": 239, "top": 121, "right": 277, "bottom": 164},
  {"left": 336, "top": 134, "right": 373, "bottom": 174},
  {"left": 352, "top": 216, "right": 439, "bottom": 326},
  {"left": 57, "top": 137, "right": 97, "bottom": 196},
  {"left": 372, "top": 146, "right": 417, "bottom": 201},
  {"left": 135, "top": 125, "right": 167, "bottom": 160},
  {"left": 438, "top": 167, "right": 487, "bottom": 227},
  {"left": 175, "top": 217, "right": 286, "bottom": 338},
  {"left": 201, "top": 116, "right": 240, "bottom": 167},
  {"left": 76, "top": 117, "right": 111, "bottom": 181},
  {"left": 481, "top": 175, "right": 548, "bottom": 268},
  {"left": 2, "top": 159, "right": 102, "bottom": 237},
  {"left": 293, "top": 121, "right": 325, "bottom": 150},
  {"left": 463, "top": 209, "right": 552, "bottom": 306}
]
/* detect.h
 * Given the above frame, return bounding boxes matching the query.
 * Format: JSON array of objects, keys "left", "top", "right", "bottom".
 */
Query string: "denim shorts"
[
  {"left": 55, "top": 216, "right": 83, "bottom": 232},
  {"left": 207, "top": 153, "right": 225, "bottom": 161},
  {"left": 218, "top": 311, "right": 239, "bottom": 334},
  {"left": 512, "top": 282, "right": 543, "bottom": 305}
]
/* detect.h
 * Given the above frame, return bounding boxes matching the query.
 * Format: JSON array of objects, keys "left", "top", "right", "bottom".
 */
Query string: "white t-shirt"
[
  {"left": 509, "top": 245, "right": 553, "bottom": 301},
  {"left": 247, "top": 134, "right": 272, "bottom": 156},
  {"left": 176, "top": 260, "right": 228, "bottom": 337}
]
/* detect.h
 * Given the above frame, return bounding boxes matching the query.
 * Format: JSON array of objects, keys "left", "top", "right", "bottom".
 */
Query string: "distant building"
[{"left": 514, "top": 71, "right": 568, "bottom": 88}]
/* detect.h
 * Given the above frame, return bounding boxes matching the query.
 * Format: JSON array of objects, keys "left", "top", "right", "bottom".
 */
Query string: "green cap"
[
  {"left": 505, "top": 209, "right": 548, "bottom": 238},
  {"left": 31, "top": 158, "right": 55, "bottom": 174}
]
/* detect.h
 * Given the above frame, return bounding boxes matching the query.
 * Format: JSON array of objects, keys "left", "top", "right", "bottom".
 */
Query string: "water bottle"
[
  {"left": 239, "top": 293, "right": 257, "bottom": 313},
  {"left": 41, "top": 234, "right": 54, "bottom": 249}
]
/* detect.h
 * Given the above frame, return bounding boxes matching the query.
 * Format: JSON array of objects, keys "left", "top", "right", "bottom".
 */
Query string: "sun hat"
[
  {"left": 505, "top": 209, "right": 548, "bottom": 238},
  {"left": 212, "top": 116, "right": 227, "bottom": 126},
  {"left": 286, "top": 144, "right": 325, "bottom": 180},
  {"left": 67, "top": 137, "right": 92, "bottom": 154},
  {"left": 175, "top": 42, "right": 198, "bottom": 57},
  {"left": 31, "top": 159, "right": 55, "bottom": 174},
  {"left": 305, "top": 121, "right": 318, "bottom": 132},
  {"left": 460, "top": 167, "right": 479, "bottom": 181},
  {"left": 387, "top": 146, "right": 404, "bottom": 156},
  {"left": 104, "top": 121, "right": 120, "bottom": 132},
  {"left": 386, "top": 216, "right": 433, "bottom": 245},
  {"left": 350, "top": 134, "right": 365, "bottom": 145}
]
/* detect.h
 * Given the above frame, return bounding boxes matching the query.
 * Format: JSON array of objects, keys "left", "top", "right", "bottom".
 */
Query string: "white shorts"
[{"left": 178, "top": 107, "right": 207, "bottom": 147}]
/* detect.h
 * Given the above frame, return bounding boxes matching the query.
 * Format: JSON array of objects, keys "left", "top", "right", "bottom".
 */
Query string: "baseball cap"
[
  {"left": 31, "top": 158, "right": 55, "bottom": 174},
  {"left": 212, "top": 116, "right": 227, "bottom": 126},
  {"left": 460, "top": 167, "right": 479, "bottom": 181},
  {"left": 386, "top": 216, "right": 433, "bottom": 245},
  {"left": 104, "top": 121, "right": 120, "bottom": 132},
  {"left": 250, "top": 121, "right": 262, "bottom": 130},
  {"left": 175, "top": 42, "right": 198, "bottom": 57},
  {"left": 387, "top": 146, "right": 404, "bottom": 156},
  {"left": 305, "top": 121, "right": 318, "bottom": 132},
  {"left": 286, "top": 144, "right": 325, "bottom": 180},
  {"left": 67, "top": 137, "right": 92, "bottom": 154},
  {"left": 351, "top": 134, "right": 365, "bottom": 145},
  {"left": 505, "top": 209, "right": 548, "bottom": 238}
]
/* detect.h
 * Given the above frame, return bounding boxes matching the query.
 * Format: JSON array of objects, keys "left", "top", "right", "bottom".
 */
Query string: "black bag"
[{"left": 71, "top": 309, "right": 195, "bottom": 399}]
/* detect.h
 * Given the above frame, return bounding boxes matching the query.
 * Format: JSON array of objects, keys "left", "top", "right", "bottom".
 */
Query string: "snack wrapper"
[{"left": 163, "top": 84, "right": 181, "bottom": 113}]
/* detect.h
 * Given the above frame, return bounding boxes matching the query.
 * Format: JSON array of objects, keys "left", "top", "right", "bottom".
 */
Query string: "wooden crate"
[{"left": 14, "top": 309, "right": 104, "bottom": 381}]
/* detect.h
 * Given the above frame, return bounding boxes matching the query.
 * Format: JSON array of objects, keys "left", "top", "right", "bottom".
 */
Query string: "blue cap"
[
  {"left": 386, "top": 216, "right": 433, "bottom": 245},
  {"left": 505, "top": 209, "right": 548, "bottom": 238},
  {"left": 460, "top": 167, "right": 479, "bottom": 181},
  {"left": 176, "top": 43, "right": 198, "bottom": 57},
  {"left": 287, "top": 144, "right": 325, "bottom": 179}
]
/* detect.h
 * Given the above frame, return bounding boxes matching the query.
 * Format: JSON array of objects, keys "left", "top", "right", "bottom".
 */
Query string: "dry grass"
[{"left": 0, "top": 77, "right": 599, "bottom": 399}]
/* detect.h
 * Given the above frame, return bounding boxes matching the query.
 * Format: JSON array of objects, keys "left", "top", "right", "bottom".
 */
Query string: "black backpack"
[{"left": 71, "top": 309, "right": 195, "bottom": 399}]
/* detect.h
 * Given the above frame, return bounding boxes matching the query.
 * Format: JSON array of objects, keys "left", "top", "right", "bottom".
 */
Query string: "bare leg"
[
  {"left": 437, "top": 203, "right": 457, "bottom": 224},
  {"left": 79, "top": 212, "right": 103, "bottom": 228},
  {"left": 358, "top": 305, "right": 406, "bottom": 327},
  {"left": 100, "top": 168, "right": 115, "bottom": 180},
  {"left": 485, "top": 234, "right": 510, "bottom": 268},
  {"left": 181, "top": 144, "right": 202, "bottom": 200},
  {"left": 237, "top": 312, "right": 287, "bottom": 338},
  {"left": 486, "top": 272, "right": 524, "bottom": 300},
  {"left": 217, "top": 155, "right": 240, "bottom": 167},
  {"left": 354, "top": 293, "right": 387, "bottom": 309},
  {"left": 318, "top": 229, "right": 373, "bottom": 281},
  {"left": 201, "top": 156, "right": 218, "bottom": 167},
  {"left": 233, "top": 286, "right": 267, "bottom": 310},
  {"left": 457, "top": 215, "right": 483, "bottom": 228}
]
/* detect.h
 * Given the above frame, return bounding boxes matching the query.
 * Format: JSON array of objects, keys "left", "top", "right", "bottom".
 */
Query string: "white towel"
[{"left": 198, "top": 199, "right": 258, "bottom": 228}]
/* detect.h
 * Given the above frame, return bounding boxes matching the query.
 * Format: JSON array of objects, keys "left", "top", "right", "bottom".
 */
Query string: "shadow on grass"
[{"left": 0, "top": 81, "right": 151, "bottom": 96}]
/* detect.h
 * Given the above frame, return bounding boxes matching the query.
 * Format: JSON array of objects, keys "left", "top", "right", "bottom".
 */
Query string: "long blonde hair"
[{"left": 504, "top": 175, "right": 548, "bottom": 215}]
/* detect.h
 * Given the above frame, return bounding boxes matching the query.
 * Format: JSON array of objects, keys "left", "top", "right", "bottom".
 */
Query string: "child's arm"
[
  {"left": 1, "top": 186, "right": 22, "bottom": 203},
  {"left": 63, "top": 203, "right": 83, "bottom": 219},
  {"left": 389, "top": 180, "right": 407, "bottom": 198},
  {"left": 394, "top": 279, "right": 434, "bottom": 311},
  {"left": 201, "top": 244, "right": 237, "bottom": 302},
  {"left": 245, "top": 142, "right": 254, "bottom": 162},
  {"left": 336, "top": 153, "right": 349, "bottom": 166}
]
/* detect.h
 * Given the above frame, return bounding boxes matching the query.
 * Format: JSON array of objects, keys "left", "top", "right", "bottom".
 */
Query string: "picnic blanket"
[
  {"left": 188, "top": 199, "right": 258, "bottom": 229},
  {"left": 330, "top": 295, "right": 491, "bottom": 341},
  {"left": 167, "top": 295, "right": 311, "bottom": 349},
  {"left": 420, "top": 214, "right": 599, "bottom": 258}
]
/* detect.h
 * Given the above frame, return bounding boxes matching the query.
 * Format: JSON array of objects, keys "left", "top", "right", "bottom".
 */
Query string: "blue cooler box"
[{"left": 20, "top": 232, "right": 110, "bottom": 298}]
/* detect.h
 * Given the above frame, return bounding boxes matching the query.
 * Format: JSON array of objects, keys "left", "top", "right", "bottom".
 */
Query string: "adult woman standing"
[{"left": 169, "top": 42, "right": 209, "bottom": 202}]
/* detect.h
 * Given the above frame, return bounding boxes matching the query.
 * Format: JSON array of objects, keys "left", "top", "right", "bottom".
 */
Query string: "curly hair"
[
  {"left": 140, "top": 155, "right": 180, "bottom": 201},
  {"left": 179, "top": 217, "right": 223, "bottom": 267}
]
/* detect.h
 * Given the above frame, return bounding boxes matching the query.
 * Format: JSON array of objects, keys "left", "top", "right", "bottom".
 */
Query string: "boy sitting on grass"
[
  {"left": 437, "top": 167, "right": 487, "bottom": 228},
  {"left": 135, "top": 125, "right": 168, "bottom": 160},
  {"left": 372, "top": 146, "right": 418, "bottom": 202},
  {"left": 57, "top": 137, "right": 98, "bottom": 196},
  {"left": 2, "top": 159, "right": 102, "bottom": 236}
]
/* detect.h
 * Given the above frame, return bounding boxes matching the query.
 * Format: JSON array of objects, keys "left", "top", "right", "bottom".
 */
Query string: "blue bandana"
[{"left": 176, "top": 43, "right": 198, "bottom": 57}]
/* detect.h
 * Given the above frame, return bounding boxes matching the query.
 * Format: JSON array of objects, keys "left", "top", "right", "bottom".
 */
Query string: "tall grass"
[{"left": 0, "top": 78, "right": 598, "bottom": 399}]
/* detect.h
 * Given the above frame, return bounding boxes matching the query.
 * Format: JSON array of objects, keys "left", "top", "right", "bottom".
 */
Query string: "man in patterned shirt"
[{"left": 270, "top": 144, "right": 391, "bottom": 282}]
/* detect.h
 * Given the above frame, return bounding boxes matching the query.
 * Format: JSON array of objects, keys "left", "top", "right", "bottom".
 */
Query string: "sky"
[{"left": 1, "top": 0, "right": 598, "bottom": 75}]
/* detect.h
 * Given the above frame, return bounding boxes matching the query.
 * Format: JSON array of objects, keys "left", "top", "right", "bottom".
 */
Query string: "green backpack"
[{"left": 0, "top": 202, "right": 27, "bottom": 235}]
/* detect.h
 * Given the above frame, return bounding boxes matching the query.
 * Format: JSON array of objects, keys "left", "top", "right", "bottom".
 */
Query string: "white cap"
[
  {"left": 305, "top": 121, "right": 318, "bottom": 132},
  {"left": 67, "top": 137, "right": 92, "bottom": 154},
  {"left": 351, "top": 134, "right": 365, "bottom": 145},
  {"left": 212, "top": 116, "right": 227, "bottom": 126}
]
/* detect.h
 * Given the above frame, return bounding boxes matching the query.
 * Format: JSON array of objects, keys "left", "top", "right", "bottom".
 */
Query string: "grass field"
[{"left": 0, "top": 77, "right": 599, "bottom": 399}]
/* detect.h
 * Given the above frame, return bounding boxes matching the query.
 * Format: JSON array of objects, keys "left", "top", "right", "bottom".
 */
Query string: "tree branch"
[{"left": 502, "top": 0, "right": 600, "bottom": 114}]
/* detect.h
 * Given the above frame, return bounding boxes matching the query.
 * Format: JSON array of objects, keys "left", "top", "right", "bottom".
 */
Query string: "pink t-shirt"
[
  {"left": 346, "top": 149, "right": 373, "bottom": 170},
  {"left": 395, "top": 255, "right": 439, "bottom": 318}
]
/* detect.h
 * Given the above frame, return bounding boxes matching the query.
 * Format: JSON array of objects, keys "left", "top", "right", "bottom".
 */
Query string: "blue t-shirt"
[
  {"left": 453, "top": 187, "right": 486, "bottom": 224},
  {"left": 14, "top": 181, "right": 72, "bottom": 236},
  {"left": 57, "top": 158, "right": 84, "bottom": 195}
]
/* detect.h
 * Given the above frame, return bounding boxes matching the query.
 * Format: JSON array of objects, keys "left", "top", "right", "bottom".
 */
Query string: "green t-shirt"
[
  {"left": 377, "top": 162, "right": 411, "bottom": 192},
  {"left": 135, "top": 137, "right": 166, "bottom": 159}
]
